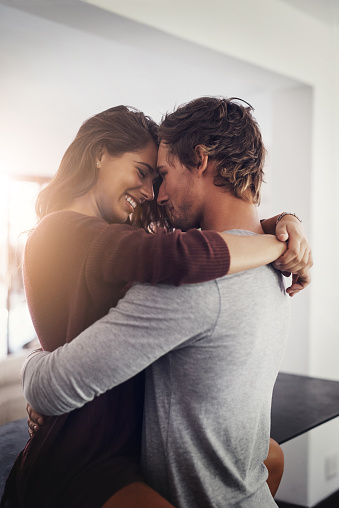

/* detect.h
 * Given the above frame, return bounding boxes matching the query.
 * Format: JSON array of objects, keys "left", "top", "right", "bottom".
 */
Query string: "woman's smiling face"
[{"left": 94, "top": 142, "right": 158, "bottom": 223}]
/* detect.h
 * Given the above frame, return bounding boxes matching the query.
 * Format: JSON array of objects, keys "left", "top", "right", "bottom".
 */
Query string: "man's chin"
[
  {"left": 166, "top": 210, "right": 196, "bottom": 232},
  {"left": 164, "top": 210, "right": 175, "bottom": 229},
  {"left": 170, "top": 219, "right": 193, "bottom": 232}
]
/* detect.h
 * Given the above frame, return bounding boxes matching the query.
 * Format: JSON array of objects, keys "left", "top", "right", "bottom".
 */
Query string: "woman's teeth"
[{"left": 125, "top": 195, "right": 137, "bottom": 209}]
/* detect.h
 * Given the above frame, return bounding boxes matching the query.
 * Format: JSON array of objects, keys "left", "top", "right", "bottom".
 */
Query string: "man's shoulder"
[
  {"left": 131, "top": 279, "right": 219, "bottom": 298},
  {"left": 216, "top": 263, "right": 289, "bottom": 316},
  {"left": 218, "top": 262, "right": 285, "bottom": 288}
]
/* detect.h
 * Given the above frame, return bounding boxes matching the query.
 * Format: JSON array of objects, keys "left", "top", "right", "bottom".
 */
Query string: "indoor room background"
[{"left": 0, "top": 0, "right": 338, "bottom": 506}]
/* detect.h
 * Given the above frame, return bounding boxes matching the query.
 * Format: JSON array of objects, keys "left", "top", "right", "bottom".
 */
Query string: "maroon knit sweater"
[{"left": 2, "top": 211, "right": 230, "bottom": 508}]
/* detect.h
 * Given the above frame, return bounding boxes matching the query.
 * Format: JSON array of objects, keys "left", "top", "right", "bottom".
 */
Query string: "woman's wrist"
[
  {"left": 275, "top": 212, "right": 302, "bottom": 226},
  {"left": 261, "top": 212, "right": 302, "bottom": 236},
  {"left": 220, "top": 232, "right": 287, "bottom": 275}
]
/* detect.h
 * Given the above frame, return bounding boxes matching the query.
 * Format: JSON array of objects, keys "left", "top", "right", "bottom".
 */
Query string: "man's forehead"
[
  {"left": 157, "top": 143, "right": 168, "bottom": 158},
  {"left": 157, "top": 143, "right": 176, "bottom": 169},
  {"left": 157, "top": 144, "right": 168, "bottom": 168}
]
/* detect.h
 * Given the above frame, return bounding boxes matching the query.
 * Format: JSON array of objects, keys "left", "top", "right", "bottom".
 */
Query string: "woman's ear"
[
  {"left": 96, "top": 145, "right": 104, "bottom": 168},
  {"left": 194, "top": 145, "right": 209, "bottom": 176}
]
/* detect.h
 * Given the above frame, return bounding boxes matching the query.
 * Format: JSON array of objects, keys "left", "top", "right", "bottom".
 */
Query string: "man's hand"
[
  {"left": 27, "top": 403, "right": 45, "bottom": 438},
  {"left": 273, "top": 215, "right": 313, "bottom": 297}
]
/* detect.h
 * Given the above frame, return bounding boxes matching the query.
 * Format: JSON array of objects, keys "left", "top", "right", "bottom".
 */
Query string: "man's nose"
[
  {"left": 157, "top": 184, "right": 168, "bottom": 206},
  {"left": 141, "top": 180, "right": 155, "bottom": 201}
]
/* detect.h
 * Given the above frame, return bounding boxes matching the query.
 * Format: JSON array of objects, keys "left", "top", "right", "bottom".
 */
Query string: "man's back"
[{"left": 142, "top": 234, "right": 290, "bottom": 507}]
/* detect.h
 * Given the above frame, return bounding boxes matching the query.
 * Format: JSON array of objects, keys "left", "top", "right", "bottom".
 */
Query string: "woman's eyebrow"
[{"left": 134, "top": 161, "right": 156, "bottom": 174}]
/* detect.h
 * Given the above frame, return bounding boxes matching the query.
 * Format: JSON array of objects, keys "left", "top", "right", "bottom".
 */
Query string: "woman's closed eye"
[{"left": 137, "top": 167, "right": 147, "bottom": 179}]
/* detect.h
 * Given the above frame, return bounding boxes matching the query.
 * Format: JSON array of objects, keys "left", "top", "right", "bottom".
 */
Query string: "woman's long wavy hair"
[{"left": 36, "top": 106, "right": 165, "bottom": 231}]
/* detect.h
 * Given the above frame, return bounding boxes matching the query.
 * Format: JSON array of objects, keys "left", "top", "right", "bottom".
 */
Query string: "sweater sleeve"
[
  {"left": 86, "top": 224, "right": 230, "bottom": 286},
  {"left": 22, "top": 281, "right": 219, "bottom": 414}
]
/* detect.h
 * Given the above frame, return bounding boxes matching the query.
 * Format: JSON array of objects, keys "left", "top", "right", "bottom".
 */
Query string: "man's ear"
[{"left": 194, "top": 145, "right": 209, "bottom": 177}]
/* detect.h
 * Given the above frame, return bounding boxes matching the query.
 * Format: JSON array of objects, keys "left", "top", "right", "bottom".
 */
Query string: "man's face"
[{"left": 157, "top": 143, "right": 201, "bottom": 231}]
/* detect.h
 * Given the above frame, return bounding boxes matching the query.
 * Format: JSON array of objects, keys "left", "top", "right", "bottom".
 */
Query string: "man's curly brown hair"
[{"left": 159, "top": 96, "right": 266, "bottom": 204}]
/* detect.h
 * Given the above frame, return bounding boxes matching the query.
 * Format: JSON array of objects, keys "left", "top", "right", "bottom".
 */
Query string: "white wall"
[
  {"left": 1, "top": 0, "right": 339, "bottom": 505},
  {"left": 0, "top": 1, "right": 300, "bottom": 177},
  {"left": 268, "top": 86, "right": 313, "bottom": 377},
  {"left": 279, "top": 418, "right": 339, "bottom": 506}
]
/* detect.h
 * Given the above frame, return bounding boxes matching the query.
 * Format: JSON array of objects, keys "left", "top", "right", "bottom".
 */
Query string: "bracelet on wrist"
[{"left": 275, "top": 212, "right": 302, "bottom": 226}]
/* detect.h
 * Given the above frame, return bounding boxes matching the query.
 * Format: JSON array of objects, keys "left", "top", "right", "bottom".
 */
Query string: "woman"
[{"left": 1, "top": 106, "right": 307, "bottom": 508}]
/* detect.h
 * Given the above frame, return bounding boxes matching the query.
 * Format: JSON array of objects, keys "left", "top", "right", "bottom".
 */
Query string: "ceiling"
[
  {"left": 280, "top": 0, "right": 339, "bottom": 25},
  {"left": 77, "top": 0, "right": 339, "bottom": 26}
]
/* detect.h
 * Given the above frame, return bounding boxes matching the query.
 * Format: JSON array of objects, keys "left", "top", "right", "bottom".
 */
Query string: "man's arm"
[{"left": 22, "top": 282, "right": 219, "bottom": 416}]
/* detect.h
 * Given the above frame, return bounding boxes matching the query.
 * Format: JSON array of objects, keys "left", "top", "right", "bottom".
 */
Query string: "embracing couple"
[{"left": 1, "top": 96, "right": 311, "bottom": 508}]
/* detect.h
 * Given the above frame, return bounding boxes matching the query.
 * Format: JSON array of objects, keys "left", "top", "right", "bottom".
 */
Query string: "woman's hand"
[
  {"left": 272, "top": 214, "right": 313, "bottom": 296},
  {"left": 27, "top": 403, "right": 45, "bottom": 438}
]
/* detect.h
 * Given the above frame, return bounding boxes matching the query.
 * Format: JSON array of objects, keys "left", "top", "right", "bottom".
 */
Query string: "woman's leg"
[
  {"left": 101, "top": 482, "right": 175, "bottom": 508},
  {"left": 264, "top": 438, "right": 284, "bottom": 497}
]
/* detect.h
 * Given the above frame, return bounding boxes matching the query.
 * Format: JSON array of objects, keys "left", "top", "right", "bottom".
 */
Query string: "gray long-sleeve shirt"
[{"left": 23, "top": 236, "right": 290, "bottom": 507}]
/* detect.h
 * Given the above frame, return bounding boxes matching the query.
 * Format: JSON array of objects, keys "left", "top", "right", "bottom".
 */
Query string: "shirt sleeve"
[
  {"left": 22, "top": 281, "right": 220, "bottom": 415},
  {"left": 86, "top": 224, "right": 230, "bottom": 286}
]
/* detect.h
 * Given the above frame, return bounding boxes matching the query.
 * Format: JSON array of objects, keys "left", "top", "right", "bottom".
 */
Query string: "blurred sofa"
[
  {"left": 0, "top": 351, "right": 29, "bottom": 426},
  {"left": 0, "top": 351, "right": 32, "bottom": 498}
]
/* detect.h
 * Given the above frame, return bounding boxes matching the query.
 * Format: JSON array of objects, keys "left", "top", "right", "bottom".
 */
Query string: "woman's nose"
[{"left": 141, "top": 180, "right": 155, "bottom": 201}]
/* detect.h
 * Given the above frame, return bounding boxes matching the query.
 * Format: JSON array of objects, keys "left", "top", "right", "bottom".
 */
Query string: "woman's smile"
[{"left": 125, "top": 194, "right": 138, "bottom": 211}]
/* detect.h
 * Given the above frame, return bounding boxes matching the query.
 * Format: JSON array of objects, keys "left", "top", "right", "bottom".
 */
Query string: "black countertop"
[{"left": 271, "top": 372, "right": 339, "bottom": 444}]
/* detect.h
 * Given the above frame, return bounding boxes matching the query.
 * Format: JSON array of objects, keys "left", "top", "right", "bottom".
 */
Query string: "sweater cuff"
[{"left": 197, "top": 230, "right": 230, "bottom": 279}]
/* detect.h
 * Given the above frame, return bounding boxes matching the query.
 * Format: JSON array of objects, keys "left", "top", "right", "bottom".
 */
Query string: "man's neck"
[{"left": 200, "top": 190, "right": 263, "bottom": 234}]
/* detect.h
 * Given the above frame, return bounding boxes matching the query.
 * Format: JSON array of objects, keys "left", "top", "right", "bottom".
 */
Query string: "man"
[{"left": 23, "top": 97, "right": 311, "bottom": 507}]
